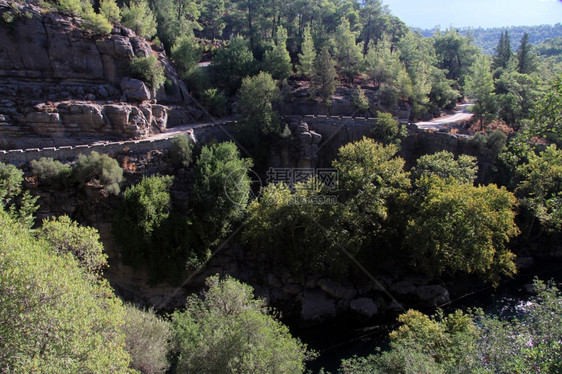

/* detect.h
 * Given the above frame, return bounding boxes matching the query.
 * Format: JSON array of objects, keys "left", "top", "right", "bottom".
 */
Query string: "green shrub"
[
  {"left": 72, "top": 151, "right": 123, "bottom": 195},
  {"left": 128, "top": 55, "right": 165, "bottom": 90},
  {"left": 123, "top": 304, "right": 173, "bottom": 374},
  {"left": 30, "top": 157, "right": 71, "bottom": 188},
  {"left": 39, "top": 215, "right": 108, "bottom": 277},
  {"left": 200, "top": 88, "right": 227, "bottom": 117},
  {"left": 352, "top": 85, "right": 369, "bottom": 112},
  {"left": 171, "top": 34, "right": 202, "bottom": 79},
  {"left": 372, "top": 112, "right": 406, "bottom": 145},
  {"left": 172, "top": 275, "right": 309, "bottom": 374},
  {"left": 169, "top": 135, "right": 194, "bottom": 168},
  {"left": 0, "top": 211, "right": 131, "bottom": 372}
]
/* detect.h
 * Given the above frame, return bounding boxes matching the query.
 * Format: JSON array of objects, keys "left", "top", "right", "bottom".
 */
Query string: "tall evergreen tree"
[
  {"left": 516, "top": 33, "right": 537, "bottom": 75},
  {"left": 333, "top": 18, "right": 363, "bottom": 83},
  {"left": 492, "top": 30, "right": 513, "bottom": 71},
  {"left": 263, "top": 26, "right": 292, "bottom": 81},
  {"left": 311, "top": 47, "right": 337, "bottom": 105},
  {"left": 297, "top": 26, "right": 316, "bottom": 79},
  {"left": 465, "top": 55, "right": 497, "bottom": 129}
]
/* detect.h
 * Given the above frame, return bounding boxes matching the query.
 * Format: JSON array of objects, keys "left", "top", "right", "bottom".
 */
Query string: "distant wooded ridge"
[{"left": 414, "top": 23, "right": 562, "bottom": 54}]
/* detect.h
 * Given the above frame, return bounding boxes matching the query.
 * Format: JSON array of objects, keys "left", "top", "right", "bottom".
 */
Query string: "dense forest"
[
  {"left": 416, "top": 23, "right": 562, "bottom": 54},
  {"left": 1, "top": 0, "right": 562, "bottom": 372}
]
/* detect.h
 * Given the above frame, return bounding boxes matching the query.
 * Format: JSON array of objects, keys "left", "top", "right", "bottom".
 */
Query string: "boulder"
[
  {"left": 416, "top": 285, "right": 450, "bottom": 306},
  {"left": 391, "top": 280, "right": 416, "bottom": 295},
  {"left": 317, "top": 278, "right": 357, "bottom": 300},
  {"left": 298, "top": 291, "right": 336, "bottom": 324},
  {"left": 350, "top": 297, "right": 378, "bottom": 318},
  {"left": 120, "top": 78, "right": 151, "bottom": 101},
  {"left": 58, "top": 103, "right": 105, "bottom": 132}
]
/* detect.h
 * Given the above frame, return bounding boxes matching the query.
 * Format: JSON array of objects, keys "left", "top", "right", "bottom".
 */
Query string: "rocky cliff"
[{"left": 0, "top": 1, "right": 200, "bottom": 149}]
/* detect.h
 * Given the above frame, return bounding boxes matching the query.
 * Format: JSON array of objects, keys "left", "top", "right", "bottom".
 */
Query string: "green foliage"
[
  {"left": 352, "top": 85, "right": 369, "bottom": 112},
  {"left": 527, "top": 75, "right": 562, "bottom": 145},
  {"left": 297, "top": 26, "right": 316, "bottom": 79},
  {"left": 493, "top": 31, "right": 513, "bottom": 71},
  {"left": 0, "top": 161, "right": 38, "bottom": 228},
  {"left": 516, "top": 33, "right": 537, "bottom": 75},
  {"left": 121, "top": 0, "right": 157, "bottom": 39},
  {"left": 211, "top": 35, "right": 258, "bottom": 95},
  {"left": 411, "top": 151, "right": 478, "bottom": 185},
  {"left": 311, "top": 47, "right": 337, "bottom": 104},
  {"left": 342, "top": 279, "right": 562, "bottom": 373},
  {"left": 243, "top": 181, "right": 336, "bottom": 273},
  {"left": 333, "top": 18, "right": 363, "bottom": 82},
  {"left": 114, "top": 175, "right": 173, "bottom": 266},
  {"left": 364, "top": 37, "right": 401, "bottom": 87},
  {"left": 99, "top": 0, "right": 120, "bottom": 24},
  {"left": 0, "top": 210, "right": 131, "bottom": 372},
  {"left": 433, "top": 28, "right": 479, "bottom": 87},
  {"left": 516, "top": 144, "right": 562, "bottom": 234},
  {"left": 123, "top": 304, "right": 173, "bottom": 374},
  {"left": 171, "top": 34, "right": 202, "bottom": 79},
  {"left": 371, "top": 112, "right": 406, "bottom": 145},
  {"left": 464, "top": 55, "right": 497, "bottom": 128},
  {"left": 191, "top": 142, "right": 253, "bottom": 248},
  {"left": 128, "top": 55, "right": 166, "bottom": 90},
  {"left": 263, "top": 26, "right": 292, "bottom": 81},
  {"left": 200, "top": 88, "right": 227, "bottom": 117},
  {"left": 151, "top": 0, "right": 201, "bottom": 51},
  {"left": 73, "top": 151, "right": 123, "bottom": 195},
  {"left": 82, "top": 8, "right": 112, "bottom": 35},
  {"left": 0, "top": 161, "right": 23, "bottom": 205},
  {"left": 406, "top": 176, "right": 519, "bottom": 284},
  {"left": 172, "top": 275, "right": 309, "bottom": 374},
  {"left": 38, "top": 215, "right": 108, "bottom": 276},
  {"left": 55, "top": 0, "right": 82, "bottom": 15},
  {"left": 30, "top": 157, "right": 71, "bottom": 188},
  {"left": 169, "top": 135, "right": 194, "bottom": 168},
  {"left": 237, "top": 71, "right": 281, "bottom": 137}
]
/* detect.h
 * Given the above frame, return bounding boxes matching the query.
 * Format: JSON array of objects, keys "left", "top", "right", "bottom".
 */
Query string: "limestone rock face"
[{"left": 0, "top": 0, "right": 195, "bottom": 148}]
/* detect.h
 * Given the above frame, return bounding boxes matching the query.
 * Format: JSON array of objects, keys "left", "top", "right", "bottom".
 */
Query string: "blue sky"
[{"left": 383, "top": 0, "right": 562, "bottom": 29}]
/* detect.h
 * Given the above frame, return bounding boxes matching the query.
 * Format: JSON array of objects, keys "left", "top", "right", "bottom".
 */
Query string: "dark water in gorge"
[{"left": 294, "top": 259, "right": 562, "bottom": 373}]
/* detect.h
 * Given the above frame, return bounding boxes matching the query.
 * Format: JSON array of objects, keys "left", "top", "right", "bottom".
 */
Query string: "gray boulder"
[{"left": 120, "top": 78, "right": 151, "bottom": 101}]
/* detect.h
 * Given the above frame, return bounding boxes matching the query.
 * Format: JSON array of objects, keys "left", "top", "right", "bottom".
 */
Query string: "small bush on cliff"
[
  {"left": 82, "top": 9, "right": 112, "bottom": 35},
  {"left": 169, "top": 135, "right": 194, "bottom": 168},
  {"left": 122, "top": 304, "right": 173, "bottom": 374},
  {"left": 128, "top": 55, "right": 166, "bottom": 90},
  {"left": 72, "top": 151, "right": 123, "bottom": 195},
  {"left": 30, "top": 157, "right": 72, "bottom": 188}
]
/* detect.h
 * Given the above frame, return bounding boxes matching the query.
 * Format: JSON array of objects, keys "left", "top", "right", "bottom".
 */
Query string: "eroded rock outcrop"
[{"left": 0, "top": 1, "right": 198, "bottom": 148}]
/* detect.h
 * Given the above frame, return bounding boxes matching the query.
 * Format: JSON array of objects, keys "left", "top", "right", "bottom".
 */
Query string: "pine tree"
[
  {"left": 311, "top": 47, "right": 337, "bottom": 105},
  {"left": 517, "top": 33, "right": 537, "bottom": 75},
  {"left": 334, "top": 18, "right": 363, "bottom": 83},
  {"left": 297, "top": 26, "right": 316, "bottom": 79},
  {"left": 493, "top": 31, "right": 512, "bottom": 71},
  {"left": 465, "top": 55, "right": 497, "bottom": 129},
  {"left": 264, "top": 26, "right": 292, "bottom": 81}
]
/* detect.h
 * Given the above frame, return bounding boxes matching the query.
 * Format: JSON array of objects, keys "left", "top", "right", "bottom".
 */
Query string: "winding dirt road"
[{"left": 415, "top": 103, "right": 473, "bottom": 130}]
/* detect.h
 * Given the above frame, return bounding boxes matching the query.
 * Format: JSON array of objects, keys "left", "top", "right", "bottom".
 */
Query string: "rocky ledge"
[{"left": 0, "top": 0, "right": 201, "bottom": 149}]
